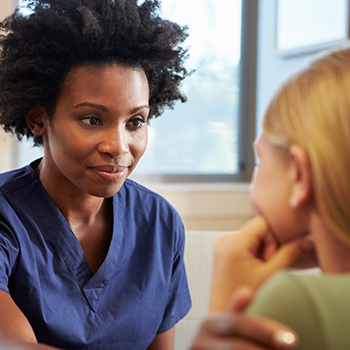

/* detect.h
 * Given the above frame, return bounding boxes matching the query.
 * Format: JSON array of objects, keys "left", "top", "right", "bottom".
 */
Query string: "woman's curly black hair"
[{"left": 0, "top": 0, "right": 190, "bottom": 145}]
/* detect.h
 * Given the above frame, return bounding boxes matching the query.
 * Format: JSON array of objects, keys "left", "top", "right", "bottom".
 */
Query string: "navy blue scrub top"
[{"left": 0, "top": 161, "right": 191, "bottom": 349}]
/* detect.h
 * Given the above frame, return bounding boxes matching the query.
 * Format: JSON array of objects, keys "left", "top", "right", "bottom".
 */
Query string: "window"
[{"left": 17, "top": 0, "right": 257, "bottom": 183}]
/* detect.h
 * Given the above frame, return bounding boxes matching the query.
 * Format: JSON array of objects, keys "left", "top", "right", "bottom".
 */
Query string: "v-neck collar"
[{"left": 24, "top": 162, "right": 128, "bottom": 311}]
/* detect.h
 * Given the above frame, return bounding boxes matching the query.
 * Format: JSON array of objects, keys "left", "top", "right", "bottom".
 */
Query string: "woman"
[
  {"left": 193, "top": 47, "right": 350, "bottom": 349},
  {"left": 0, "top": 0, "right": 191, "bottom": 349}
]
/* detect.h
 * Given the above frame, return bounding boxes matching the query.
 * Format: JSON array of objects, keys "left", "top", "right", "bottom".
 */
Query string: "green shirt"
[{"left": 248, "top": 270, "right": 350, "bottom": 350}]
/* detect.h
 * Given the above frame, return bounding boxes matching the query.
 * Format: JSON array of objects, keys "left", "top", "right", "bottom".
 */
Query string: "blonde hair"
[{"left": 263, "top": 48, "right": 350, "bottom": 246}]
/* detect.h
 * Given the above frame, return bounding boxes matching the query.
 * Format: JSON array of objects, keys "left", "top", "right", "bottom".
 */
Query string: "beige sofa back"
[{"left": 175, "top": 231, "right": 228, "bottom": 350}]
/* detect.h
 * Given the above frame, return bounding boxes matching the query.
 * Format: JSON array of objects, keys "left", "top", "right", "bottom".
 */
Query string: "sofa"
[{"left": 175, "top": 230, "right": 228, "bottom": 350}]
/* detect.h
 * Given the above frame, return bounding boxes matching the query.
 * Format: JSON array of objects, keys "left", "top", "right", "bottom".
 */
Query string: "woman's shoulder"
[
  {"left": 117, "top": 178, "right": 185, "bottom": 240},
  {"left": 122, "top": 178, "right": 158, "bottom": 195},
  {"left": 0, "top": 163, "right": 37, "bottom": 195},
  {"left": 119, "top": 178, "right": 179, "bottom": 212}
]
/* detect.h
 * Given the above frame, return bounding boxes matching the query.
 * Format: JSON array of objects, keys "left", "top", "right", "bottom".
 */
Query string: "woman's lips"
[{"left": 91, "top": 166, "right": 128, "bottom": 182}]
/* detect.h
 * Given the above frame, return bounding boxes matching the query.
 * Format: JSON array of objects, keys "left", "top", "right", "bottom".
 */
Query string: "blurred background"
[{"left": 0, "top": 0, "right": 348, "bottom": 231}]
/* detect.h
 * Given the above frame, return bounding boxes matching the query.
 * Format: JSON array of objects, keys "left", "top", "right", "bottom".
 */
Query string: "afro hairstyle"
[{"left": 0, "top": 0, "right": 190, "bottom": 145}]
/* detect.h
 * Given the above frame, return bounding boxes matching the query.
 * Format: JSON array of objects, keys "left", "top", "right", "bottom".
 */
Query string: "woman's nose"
[{"left": 97, "top": 126, "right": 129, "bottom": 157}]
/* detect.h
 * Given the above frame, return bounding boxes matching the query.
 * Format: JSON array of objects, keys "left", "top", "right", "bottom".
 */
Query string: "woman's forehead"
[{"left": 55, "top": 63, "right": 149, "bottom": 113}]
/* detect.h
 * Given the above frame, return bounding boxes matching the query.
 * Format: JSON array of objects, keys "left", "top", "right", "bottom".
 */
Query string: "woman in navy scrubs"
[{"left": 0, "top": 0, "right": 191, "bottom": 349}]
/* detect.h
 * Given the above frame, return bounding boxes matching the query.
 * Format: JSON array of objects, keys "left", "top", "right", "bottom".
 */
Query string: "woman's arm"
[
  {"left": 190, "top": 312, "right": 298, "bottom": 350},
  {"left": 191, "top": 285, "right": 298, "bottom": 350},
  {"left": 147, "top": 327, "right": 174, "bottom": 350},
  {"left": 0, "top": 290, "right": 60, "bottom": 350}
]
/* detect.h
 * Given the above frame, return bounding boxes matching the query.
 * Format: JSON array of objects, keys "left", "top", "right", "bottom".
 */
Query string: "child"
[
  {"left": 247, "top": 47, "right": 350, "bottom": 350},
  {"left": 193, "top": 47, "right": 350, "bottom": 350}
]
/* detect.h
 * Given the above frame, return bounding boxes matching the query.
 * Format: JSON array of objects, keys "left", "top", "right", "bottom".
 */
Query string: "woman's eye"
[
  {"left": 127, "top": 117, "right": 145, "bottom": 129},
  {"left": 81, "top": 115, "right": 102, "bottom": 126}
]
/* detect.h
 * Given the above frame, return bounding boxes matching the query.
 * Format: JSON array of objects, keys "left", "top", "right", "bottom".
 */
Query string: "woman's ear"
[
  {"left": 288, "top": 144, "right": 312, "bottom": 208},
  {"left": 25, "top": 106, "right": 48, "bottom": 136}
]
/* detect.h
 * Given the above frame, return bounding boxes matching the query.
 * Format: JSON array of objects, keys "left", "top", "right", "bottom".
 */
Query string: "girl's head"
[
  {"left": 0, "top": 0, "right": 190, "bottom": 146},
  {"left": 251, "top": 48, "right": 350, "bottom": 246}
]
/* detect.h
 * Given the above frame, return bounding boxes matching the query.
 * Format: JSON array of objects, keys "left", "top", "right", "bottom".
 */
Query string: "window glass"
[{"left": 135, "top": 0, "right": 242, "bottom": 176}]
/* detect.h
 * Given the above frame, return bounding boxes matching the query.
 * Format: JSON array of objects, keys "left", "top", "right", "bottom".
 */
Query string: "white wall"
[{"left": 255, "top": 1, "right": 332, "bottom": 132}]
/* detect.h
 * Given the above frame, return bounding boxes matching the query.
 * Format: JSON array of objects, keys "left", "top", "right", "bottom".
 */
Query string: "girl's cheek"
[
  {"left": 249, "top": 187, "right": 260, "bottom": 215},
  {"left": 249, "top": 166, "right": 261, "bottom": 212},
  {"left": 250, "top": 166, "right": 258, "bottom": 186}
]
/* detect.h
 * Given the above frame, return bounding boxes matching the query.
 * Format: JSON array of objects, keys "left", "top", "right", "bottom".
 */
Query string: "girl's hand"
[{"left": 209, "top": 216, "right": 315, "bottom": 313}]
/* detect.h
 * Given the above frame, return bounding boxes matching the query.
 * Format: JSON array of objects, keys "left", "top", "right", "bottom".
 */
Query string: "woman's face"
[
  {"left": 40, "top": 63, "right": 149, "bottom": 198},
  {"left": 250, "top": 135, "right": 305, "bottom": 244}
]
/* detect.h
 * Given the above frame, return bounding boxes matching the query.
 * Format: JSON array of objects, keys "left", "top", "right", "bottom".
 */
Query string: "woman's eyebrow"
[
  {"left": 73, "top": 102, "right": 109, "bottom": 112},
  {"left": 73, "top": 103, "right": 150, "bottom": 115},
  {"left": 130, "top": 105, "right": 150, "bottom": 114}
]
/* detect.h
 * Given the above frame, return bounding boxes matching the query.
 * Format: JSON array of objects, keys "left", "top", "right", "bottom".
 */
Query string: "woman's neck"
[
  {"left": 35, "top": 159, "right": 106, "bottom": 225},
  {"left": 310, "top": 212, "right": 350, "bottom": 273}
]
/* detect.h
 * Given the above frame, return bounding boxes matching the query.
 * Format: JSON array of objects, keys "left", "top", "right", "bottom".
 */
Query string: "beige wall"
[
  {"left": 145, "top": 183, "right": 255, "bottom": 231},
  {"left": 0, "top": 132, "right": 14, "bottom": 173},
  {"left": 0, "top": 0, "right": 16, "bottom": 173},
  {"left": 0, "top": 0, "right": 16, "bottom": 17}
]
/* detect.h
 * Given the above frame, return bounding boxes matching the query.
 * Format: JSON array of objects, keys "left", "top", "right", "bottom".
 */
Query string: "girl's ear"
[
  {"left": 288, "top": 144, "right": 312, "bottom": 208},
  {"left": 25, "top": 106, "right": 48, "bottom": 136}
]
